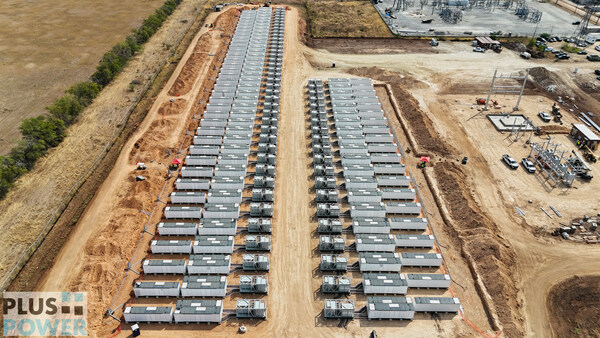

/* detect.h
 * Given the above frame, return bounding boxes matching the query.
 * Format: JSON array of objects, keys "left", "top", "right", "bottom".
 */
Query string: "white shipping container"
[{"left": 123, "top": 306, "right": 173, "bottom": 323}]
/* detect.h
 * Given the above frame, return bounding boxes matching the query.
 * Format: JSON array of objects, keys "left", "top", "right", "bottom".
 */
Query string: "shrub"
[
  {"left": 0, "top": 157, "right": 26, "bottom": 199},
  {"left": 67, "top": 82, "right": 100, "bottom": 106},
  {"left": 46, "top": 94, "right": 83, "bottom": 125}
]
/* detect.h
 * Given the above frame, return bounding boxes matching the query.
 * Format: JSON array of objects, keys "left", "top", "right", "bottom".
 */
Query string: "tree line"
[{"left": 0, "top": 0, "right": 183, "bottom": 199}]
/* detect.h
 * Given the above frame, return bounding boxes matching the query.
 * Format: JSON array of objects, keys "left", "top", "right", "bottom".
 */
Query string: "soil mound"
[{"left": 548, "top": 275, "right": 600, "bottom": 338}]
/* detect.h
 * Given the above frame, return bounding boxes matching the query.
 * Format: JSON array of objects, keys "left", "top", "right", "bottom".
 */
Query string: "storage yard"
[{"left": 3, "top": 1, "right": 600, "bottom": 337}]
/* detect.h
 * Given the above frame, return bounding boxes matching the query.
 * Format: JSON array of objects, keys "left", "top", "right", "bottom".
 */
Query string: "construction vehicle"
[
  {"left": 551, "top": 103, "right": 562, "bottom": 123},
  {"left": 567, "top": 152, "right": 594, "bottom": 180},
  {"left": 475, "top": 98, "right": 499, "bottom": 108},
  {"left": 581, "top": 144, "right": 598, "bottom": 163}
]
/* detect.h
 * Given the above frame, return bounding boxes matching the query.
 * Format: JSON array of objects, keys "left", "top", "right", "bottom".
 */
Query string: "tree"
[
  {"left": 46, "top": 94, "right": 83, "bottom": 125},
  {"left": 67, "top": 82, "right": 100, "bottom": 106},
  {"left": 0, "top": 156, "right": 26, "bottom": 199},
  {"left": 92, "top": 64, "right": 113, "bottom": 87},
  {"left": 10, "top": 140, "right": 48, "bottom": 170},
  {"left": 20, "top": 116, "right": 66, "bottom": 149}
]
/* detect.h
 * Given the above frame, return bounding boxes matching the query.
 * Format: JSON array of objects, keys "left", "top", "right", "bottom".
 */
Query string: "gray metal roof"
[
  {"left": 363, "top": 273, "right": 407, "bottom": 286},
  {"left": 367, "top": 297, "right": 414, "bottom": 311}
]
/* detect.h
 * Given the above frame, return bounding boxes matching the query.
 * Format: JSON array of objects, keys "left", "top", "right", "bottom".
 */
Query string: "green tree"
[
  {"left": 10, "top": 140, "right": 48, "bottom": 170},
  {"left": 46, "top": 94, "right": 83, "bottom": 125},
  {"left": 0, "top": 156, "right": 26, "bottom": 199},
  {"left": 92, "top": 64, "right": 113, "bottom": 87},
  {"left": 67, "top": 82, "right": 100, "bottom": 106},
  {"left": 20, "top": 115, "right": 66, "bottom": 148}
]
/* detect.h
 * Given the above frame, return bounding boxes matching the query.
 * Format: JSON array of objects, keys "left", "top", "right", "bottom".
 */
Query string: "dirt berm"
[
  {"left": 548, "top": 275, "right": 600, "bottom": 337},
  {"left": 430, "top": 161, "right": 523, "bottom": 337}
]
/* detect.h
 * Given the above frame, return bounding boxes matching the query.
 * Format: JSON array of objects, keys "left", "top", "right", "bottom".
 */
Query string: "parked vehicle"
[
  {"left": 521, "top": 158, "right": 537, "bottom": 173},
  {"left": 473, "top": 47, "right": 485, "bottom": 53},
  {"left": 502, "top": 154, "right": 519, "bottom": 170},
  {"left": 520, "top": 51, "right": 531, "bottom": 59},
  {"left": 578, "top": 50, "right": 588, "bottom": 55},
  {"left": 595, "top": 69, "right": 600, "bottom": 75},
  {"left": 573, "top": 21, "right": 581, "bottom": 25},
  {"left": 538, "top": 111, "right": 551, "bottom": 122},
  {"left": 587, "top": 54, "right": 600, "bottom": 61},
  {"left": 595, "top": 45, "right": 600, "bottom": 52}
]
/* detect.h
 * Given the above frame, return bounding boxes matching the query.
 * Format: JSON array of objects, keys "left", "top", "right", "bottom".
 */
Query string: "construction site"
[{"left": 2, "top": 0, "right": 600, "bottom": 337}]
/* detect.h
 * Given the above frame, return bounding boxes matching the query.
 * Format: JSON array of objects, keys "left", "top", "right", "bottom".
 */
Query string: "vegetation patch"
[{"left": 305, "top": 1, "right": 392, "bottom": 38}]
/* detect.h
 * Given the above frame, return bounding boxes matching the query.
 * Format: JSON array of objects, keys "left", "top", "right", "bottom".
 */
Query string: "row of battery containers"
[
  {"left": 315, "top": 202, "right": 421, "bottom": 218},
  {"left": 142, "top": 253, "right": 270, "bottom": 274},
  {"left": 316, "top": 187, "right": 415, "bottom": 204},
  {"left": 183, "top": 154, "right": 276, "bottom": 168},
  {"left": 317, "top": 217, "right": 428, "bottom": 234},
  {"left": 179, "top": 163, "right": 275, "bottom": 180},
  {"left": 163, "top": 203, "right": 274, "bottom": 218},
  {"left": 321, "top": 273, "right": 451, "bottom": 294},
  {"left": 123, "top": 297, "right": 268, "bottom": 324},
  {"left": 322, "top": 296, "right": 460, "bottom": 320},
  {"left": 175, "top": 176, "right": 274, "bottom": 190},
  {"left": 133, "top": 275, "right": 268, "bottom": 298},
  {"left": 318, "top": 233, "right": 434, "bottom": 252},
  {"left": 319, "top": 252, "right": 442, "bottom": 272},
  {"left": 168, "top": 188, "right": 273, "bottom": 204},
  {"left": 157, "top": 218, "right": 272, "bottom": 236},
  {"left": 150, "top": 235, "right": 271, "bottom": 254}
]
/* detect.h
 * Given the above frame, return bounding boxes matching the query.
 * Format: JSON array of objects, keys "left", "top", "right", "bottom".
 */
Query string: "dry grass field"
[
  {"left": 305, "top": 0, "right": 393, "bottom": 38},
  {"left": 0, "top": 0, "right": 167, "bottom": 155}
]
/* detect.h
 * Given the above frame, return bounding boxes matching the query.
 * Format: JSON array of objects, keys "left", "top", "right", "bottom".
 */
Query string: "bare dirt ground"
[
  {"left": 0, "top": 0, "right": 210, "bottom": 290},
  {"left": 307, "top": 38, "right": 444, "bottom": 55},
  {"left": 0, "top": 0, "right": 166, "bottom": 154},
  {"left": 547, "top": 275, "right": 600, "bottom": 338}
]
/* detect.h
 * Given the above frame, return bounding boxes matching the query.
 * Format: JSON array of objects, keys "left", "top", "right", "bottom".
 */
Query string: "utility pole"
[
  {"left": 484, "top": 69, "right": 497, "bottom": 111},
  {"left": 514, "top": 68, "right": 530, "bottom": 111}
]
